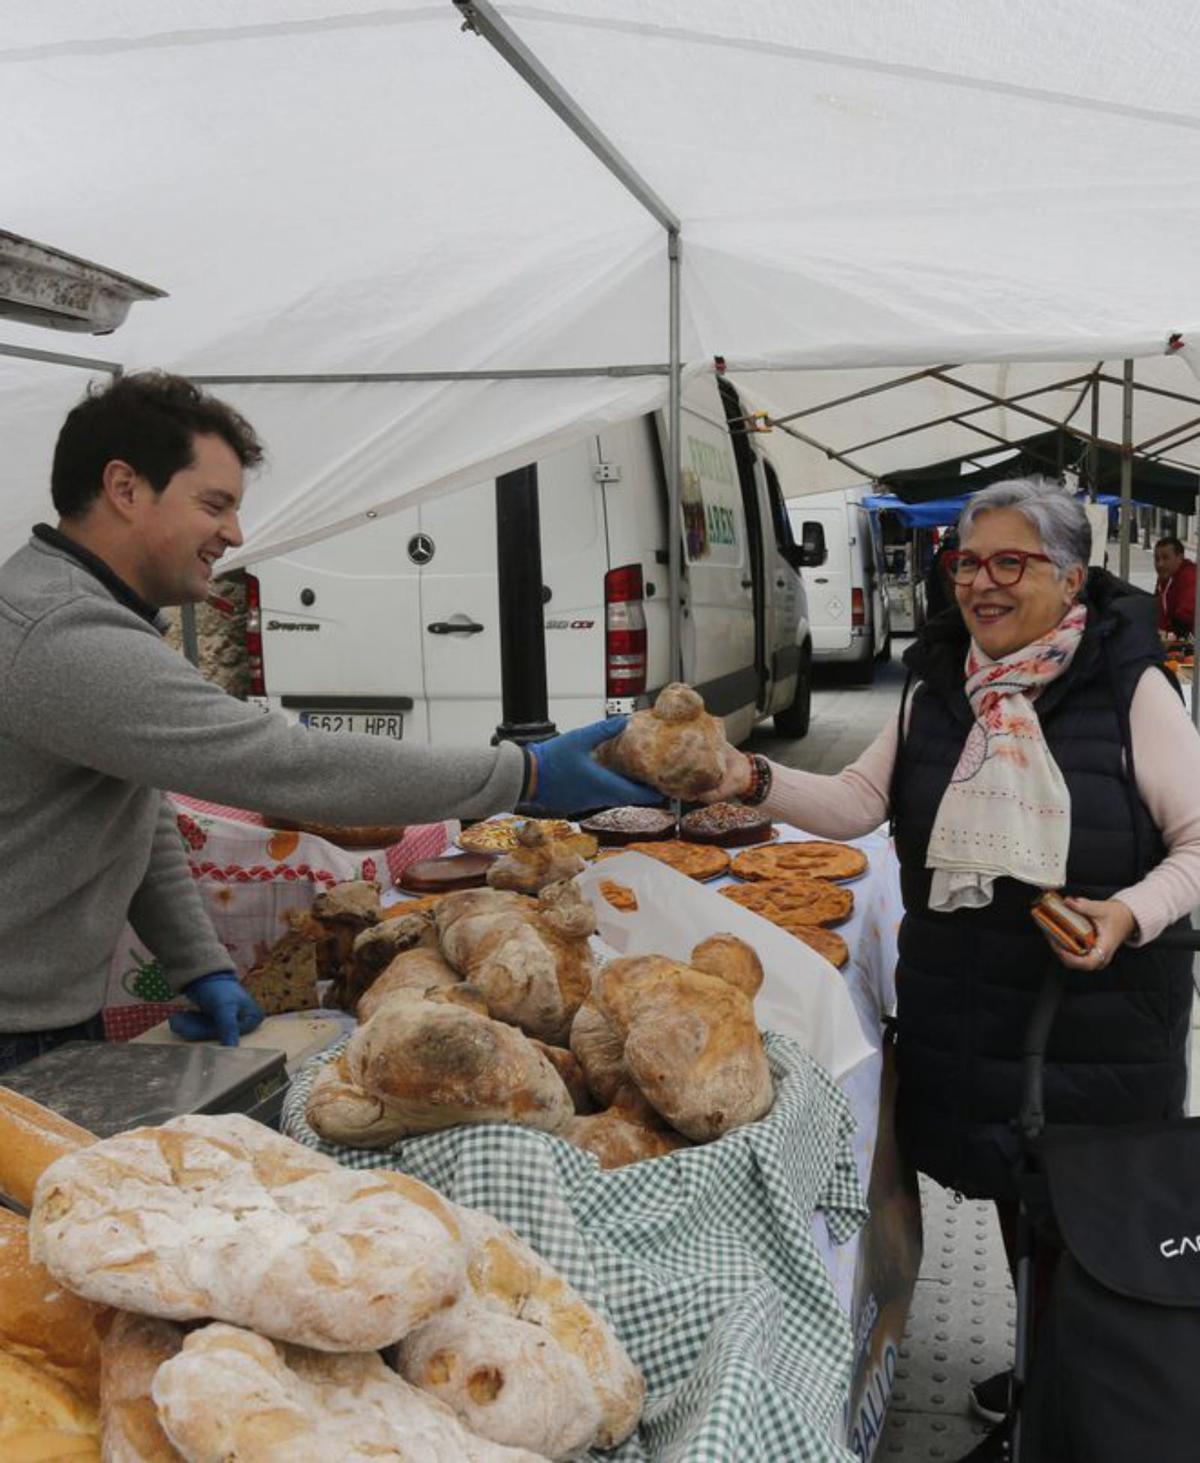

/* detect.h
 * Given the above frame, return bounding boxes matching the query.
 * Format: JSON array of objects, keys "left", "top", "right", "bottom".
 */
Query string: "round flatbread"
[
  {"left": 788, "top": 925, "right": 850, "bottom": 968},
  {"left": 720, "top": 875, "right": 854, "bottom": 927},
  {"left": 731, "top": 840, "right": 868, "bottom": 883},
  {"left": 457, "top": 817, "right": 575, "bottom": 855},
  {"left": 601, "top": 839, "right": 730, "bottom": 882}
]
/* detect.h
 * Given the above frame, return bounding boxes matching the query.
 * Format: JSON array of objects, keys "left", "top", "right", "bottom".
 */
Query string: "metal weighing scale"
[{"left": 2, "top": 1041, "right": 289, "bottom": 1138}]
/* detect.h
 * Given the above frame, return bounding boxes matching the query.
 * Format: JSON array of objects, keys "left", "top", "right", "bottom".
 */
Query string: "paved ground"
[{"left": 750, "top": 543, "right": 1198, "bottom": 1460}]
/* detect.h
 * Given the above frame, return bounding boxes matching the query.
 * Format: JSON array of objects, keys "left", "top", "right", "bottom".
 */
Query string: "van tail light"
[
  {"left": 605, "top": 563, "right": 647, "bottom": 698},
  {"left": 244, "top": 573, "right": 265, "bottom": 696},
  {"left": 851, "top": 588, "right": 866, "bottom": 628}
]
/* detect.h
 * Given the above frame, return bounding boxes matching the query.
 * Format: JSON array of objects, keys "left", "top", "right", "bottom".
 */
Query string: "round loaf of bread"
[
  {"left": 400, "top": 1205, "right": 644, "bottom": 1457},
  {"left": 29, "top": 1114, "right": 466, "bottom": 1353}
]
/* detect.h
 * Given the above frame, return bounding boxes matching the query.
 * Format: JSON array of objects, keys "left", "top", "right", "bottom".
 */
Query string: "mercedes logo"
[{"left": 407, "top": 532, "right": 436, "bottom": 566}]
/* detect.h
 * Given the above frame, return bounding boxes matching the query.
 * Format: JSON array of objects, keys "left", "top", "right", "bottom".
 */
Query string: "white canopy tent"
[{"left": 4, "top": 0, "right": 1200, "bottom": 579}]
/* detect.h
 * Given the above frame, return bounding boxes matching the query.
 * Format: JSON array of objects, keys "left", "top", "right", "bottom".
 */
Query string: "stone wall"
[{"left": 161, "top": 572, "right": 250, "bottom": 696}]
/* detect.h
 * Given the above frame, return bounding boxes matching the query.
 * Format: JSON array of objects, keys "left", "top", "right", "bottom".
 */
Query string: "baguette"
[
  {"left": 0, "top": 1208, "right": 104, "bottom": 1404},
  {"left": 0, "top": 1086, "right": 96, "bottom": 1210}
]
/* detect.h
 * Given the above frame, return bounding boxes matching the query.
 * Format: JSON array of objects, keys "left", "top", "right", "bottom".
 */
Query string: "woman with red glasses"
[{"left": 704, "top": 478, "right": 1200, "bottom": 1460}]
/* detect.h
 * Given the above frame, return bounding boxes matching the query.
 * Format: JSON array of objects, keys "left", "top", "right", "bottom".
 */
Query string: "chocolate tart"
[
  {"left": 396, "top": 852, "right": 493, "bottom": 894},
  {"left": 679, "top": 802, "right": 774, "bottom": 848},
  {"left": 578, "top": 806, "right": 678, "bottom": 847}
]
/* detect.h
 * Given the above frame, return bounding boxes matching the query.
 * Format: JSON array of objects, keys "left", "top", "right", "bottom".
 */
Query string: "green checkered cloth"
[{"left": 282, "top": 1031, "right": 866, "bottom": 1461}]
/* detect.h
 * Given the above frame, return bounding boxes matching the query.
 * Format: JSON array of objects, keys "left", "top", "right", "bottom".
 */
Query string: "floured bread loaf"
[
  {"left": 151, "top": 1322, "right": 544, "bottom": 1463},
  {"left": 307, "top": 993, "right": 575, "bottom": 1148},
  {"left": 436, "top": 883, "right": 596, "bottom": 1045},
  {"left": 562, "top": 1085, "right": 691, "bottom": 1170},
  {"left": 485, "top": 822, "right": 589, "bottom": 895},
  {"left": 568, "top": 1002, "right": 629, "bottom": 1107},
  {"left": 99, "top": 1312, "right": 184, "bottom": 1463},
  {"left": 594, "top": 683, "right": 728, "bottom": 799},
  {"left": 0, "top": 1207, "right": 104, "bottom": 1404},
  {"left": 401, "top": 1206, "right": 643, "bottom": 1459},
  {"left": 29, "top": 1114, "right": 465, "bottom": 1352},
  {"left": 596, "top": 954, "right": 773, "bottom": 1141},
  {"left": 688, "top": 933, "right": 764, "bottom": 998},
  {"left": 348, "top": 912, "right": 439, "bottom": 1010},
  {"left": 355, "top": 946, "right": 461, "bottom": 1023},
  {"left": 0, "top": 1350, "right": 99, "bottom": 1462}
]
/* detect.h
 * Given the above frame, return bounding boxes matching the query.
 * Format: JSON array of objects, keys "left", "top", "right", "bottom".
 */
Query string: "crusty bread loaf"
[
  {"left": 436, "top": 883, "right": 596, "bottom": 1045},
  {"left": 151, "top": 1322, "right": 544, "bottom": 1462},
  {"left": 99, "top": 1312, "right": 184, "bottom": 1463},
  {"left": 596, "top": 954, "right": 773, "bottom": 1141},
  {"left": 307, "top": 994, "right": 575, "bottom": 1148},
  {"left": 593, "top": 683, "right": 727, "bottom": 799},
  {"left": 0, "top": 1350, "right": 99, "bottom": 1461},
  {"left": 562, "top": 1085, "right": 691, "bottom": 1170},
  {"left": 347, "top": 912, "right": 440, "bottom": 1010},
  {"left": 688, "top": 933, "right": 764, "bottom": 998},
  {"left": 568, "top": 1002, "right": 629, "bottom": 1107},
  {"left": 29, "top": 1114, "right": 465, "bottom": 1352},
  {"left": 485, "top": 822, "right": 588, "bottom": 895},
  {"left": 0, "top": 1086, "right": 96, "bottom": 1210},
  {"left": 355, "top": 947, "right": 461, "bottom": 1023},
  {"left": 401, "top": 1205, "right": 643, "bottom": 1457},
  {"left": 0, "top": 1208, "right": 104, "bottom": 1404},
  {"left": 531, "top": 1041, "right": 594, "bottom": 1114}
]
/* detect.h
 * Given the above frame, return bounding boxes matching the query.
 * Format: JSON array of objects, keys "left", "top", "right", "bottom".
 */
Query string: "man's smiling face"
[{"left": 129, "top": 433, "right": 245, "bottom": 605}]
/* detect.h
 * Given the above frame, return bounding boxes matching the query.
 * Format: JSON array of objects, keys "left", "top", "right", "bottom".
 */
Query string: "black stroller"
[{"left": 1010, "top": 927, "right": 1200, "bottom": 1462}]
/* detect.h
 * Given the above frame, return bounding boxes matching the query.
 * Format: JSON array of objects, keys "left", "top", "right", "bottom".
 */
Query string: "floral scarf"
[{"left": 926, "top": 603, "right": 1088, "bottom": 912}]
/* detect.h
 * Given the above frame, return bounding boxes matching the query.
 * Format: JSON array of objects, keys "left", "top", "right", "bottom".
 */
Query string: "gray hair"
[{"left": 957, "top": 476, "right": 1091, "bottom": 575}]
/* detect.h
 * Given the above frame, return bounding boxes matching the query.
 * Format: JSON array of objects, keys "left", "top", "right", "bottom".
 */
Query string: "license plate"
[{"left": 298, "top": 711, "right": 404, "bottom": 739}]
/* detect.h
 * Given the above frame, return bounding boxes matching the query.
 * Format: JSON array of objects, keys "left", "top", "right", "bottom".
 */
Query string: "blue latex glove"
[
  {"left": 528, "top": 716, "right": 664, "bottom": 817},
  {"left": 169, "top": 971, "right": 265, "bottom": 1048}
]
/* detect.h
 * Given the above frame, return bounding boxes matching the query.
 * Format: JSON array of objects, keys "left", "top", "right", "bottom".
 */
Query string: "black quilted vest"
[{"left": 891, "top": 570, "right": 1193, "bottom": 1200}]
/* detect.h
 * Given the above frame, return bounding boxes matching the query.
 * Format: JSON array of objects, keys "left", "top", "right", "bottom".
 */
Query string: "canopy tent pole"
[
  {"left": 453, "top": 0, "right": 687, "bottom": 687},
  {"left": 0, "top": 342, "right": 122, "bottom": 374},
  {"left": 1090, "top": 372, "right": 1101, "bottom": 497},
  {"left": 188, "top": 365, "right": 669, "bottom": 385},
  {"left": 1119, "top": 360, "right": 1135, "bottom": 580},
  {"left": 667, "top": 231, "right": 683, "bottom": 681}
]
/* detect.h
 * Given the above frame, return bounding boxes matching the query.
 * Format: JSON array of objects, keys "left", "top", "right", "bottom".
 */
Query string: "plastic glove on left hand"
[{"left": 170, "top": 971, "right": 264, "bottom": 1047}]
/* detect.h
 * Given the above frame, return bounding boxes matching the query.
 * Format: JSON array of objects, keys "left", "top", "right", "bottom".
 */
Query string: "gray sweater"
[{"left": 0, "top": 535, "right": 526, "bottom": 1031}]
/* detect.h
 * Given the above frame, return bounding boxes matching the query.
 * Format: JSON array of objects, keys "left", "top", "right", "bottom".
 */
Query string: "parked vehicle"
[
  {"left": 244, "top": 373, "right": 819, "bottom": 746},
  {"left": 787, "top": 488, "right": 891, "bottom": 682}
]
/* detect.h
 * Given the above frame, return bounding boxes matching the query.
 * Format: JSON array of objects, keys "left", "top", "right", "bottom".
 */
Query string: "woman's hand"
[
  {"left": 1046, "top": 896, "right": 1137, "bottom": 972},
  {"left": 695, "top": 744, "right": 754, "bottom": 804}
]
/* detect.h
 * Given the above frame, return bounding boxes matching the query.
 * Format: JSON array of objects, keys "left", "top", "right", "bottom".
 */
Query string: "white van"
[
  {"left": 788, "top": 488, "right": 891, "bottom": 683},
  {"left": 244, "top": 374, "right": 818, "bottom": 746}
]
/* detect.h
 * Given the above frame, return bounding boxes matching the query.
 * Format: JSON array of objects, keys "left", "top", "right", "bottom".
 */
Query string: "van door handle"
[
  {"left": 814, "top": 576, "right": 829, "bottom": 584},
  {"left": 428, "top": 619, "right": 485, "bottom": 635},
  {"left": 740, "top": 577, "right": 754, "bottom": 589}
]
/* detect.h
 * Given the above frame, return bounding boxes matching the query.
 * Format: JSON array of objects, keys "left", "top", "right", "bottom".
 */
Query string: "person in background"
[
  {"left": 703, "top": 479, "right": 1200, "bottom": 1461},
  {"left": 1153, "top": 535, "right": 1197, "bottom": 638},
  {"left": 0, "top": 372, "right": 658, "bottom": 1075},
  {"left": 923, "top": 528, "right": 959, "bottom": 619}
]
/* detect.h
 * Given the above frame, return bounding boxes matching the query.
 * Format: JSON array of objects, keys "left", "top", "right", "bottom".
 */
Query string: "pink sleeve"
[
  {"left": 1114, "top": 668, "right": 1200, "bottom": 943},
  {"left": 761, "top": 714, "right": 900, "bottom": 838}
]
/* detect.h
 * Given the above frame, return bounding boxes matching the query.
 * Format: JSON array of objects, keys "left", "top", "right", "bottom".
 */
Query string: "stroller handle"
[{"left": 1019, "top": 923, "right": 1200, "bottom": 1140}]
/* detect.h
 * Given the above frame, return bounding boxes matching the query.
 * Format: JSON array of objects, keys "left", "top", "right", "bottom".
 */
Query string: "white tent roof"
[{"left": 4, "top": 1, "right": 1200, "bottom": 565}]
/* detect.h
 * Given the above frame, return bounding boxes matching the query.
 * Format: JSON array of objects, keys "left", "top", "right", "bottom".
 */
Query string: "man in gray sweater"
[{"left": 0, "top": 372, "right": 657, "bottom": 1072}]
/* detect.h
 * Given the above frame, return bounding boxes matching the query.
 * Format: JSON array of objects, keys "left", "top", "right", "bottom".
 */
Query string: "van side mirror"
[{"left": 794, "top": 521, "right": 826, "bottom": 568}]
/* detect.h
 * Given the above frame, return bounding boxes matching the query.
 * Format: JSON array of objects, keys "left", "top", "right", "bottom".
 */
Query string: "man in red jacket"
[{"left": 1154, "top": 536, "right": 1197, "bottom": 637}]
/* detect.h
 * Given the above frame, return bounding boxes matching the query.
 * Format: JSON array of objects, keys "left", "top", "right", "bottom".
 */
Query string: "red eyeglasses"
[{"left": 943, "top": 548, "right": 1054, "bottom": 587}]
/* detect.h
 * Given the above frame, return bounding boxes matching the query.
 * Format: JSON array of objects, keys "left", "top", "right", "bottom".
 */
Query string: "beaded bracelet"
[{"left": 740, "top": 753, "right": 773, "bottom": 807}]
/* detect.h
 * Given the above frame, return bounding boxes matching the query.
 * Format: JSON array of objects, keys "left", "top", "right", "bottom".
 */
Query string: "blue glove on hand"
[
  {"left": 528, "top": 716, "right": 664, "bottom": 817},
  {"left": 170, "top": 971, "right": 265, "bottom": 1048}
]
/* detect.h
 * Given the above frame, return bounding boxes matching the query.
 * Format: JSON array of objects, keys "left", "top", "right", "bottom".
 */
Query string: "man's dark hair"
[
  {"left": 50, "top": 371, "right": 264, "bottom": 517},
  {"left": 1155, "top": 536, "right": 1185, "bottom": 556}
]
